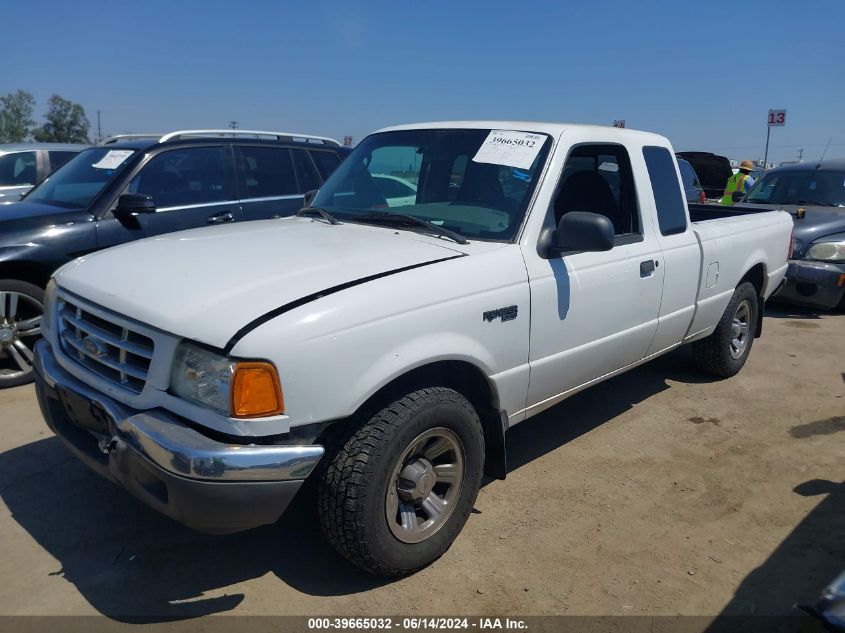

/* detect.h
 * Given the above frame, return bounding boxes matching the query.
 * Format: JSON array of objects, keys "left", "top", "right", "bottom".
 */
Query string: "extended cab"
[{"left": 33, "top": 122, "right": 792, "bottom": 577}]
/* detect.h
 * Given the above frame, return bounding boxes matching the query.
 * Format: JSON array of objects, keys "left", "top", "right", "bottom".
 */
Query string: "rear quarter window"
[{"left": 643, "top": 146, "right": 688, "bottom": 236}]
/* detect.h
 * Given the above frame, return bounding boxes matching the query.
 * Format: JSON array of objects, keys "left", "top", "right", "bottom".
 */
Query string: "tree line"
[{"left": 0, "top": 90, "right": 91, "bottom": 144}]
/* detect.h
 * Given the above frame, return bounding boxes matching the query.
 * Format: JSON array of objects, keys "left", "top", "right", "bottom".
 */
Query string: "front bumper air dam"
[{"left": 33, "top": 339, "right": 324, "bottom": 534}]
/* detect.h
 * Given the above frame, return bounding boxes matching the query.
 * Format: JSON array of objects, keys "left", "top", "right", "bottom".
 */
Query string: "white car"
[
  {"left": 34, "top": 121, "right": 792, "bottom": 577},
  {"left": 371, "top": 173, "right": 418, "bottom": 207},
  {"left": 0, "top": 143, "right": 87, "bottom": 203}
]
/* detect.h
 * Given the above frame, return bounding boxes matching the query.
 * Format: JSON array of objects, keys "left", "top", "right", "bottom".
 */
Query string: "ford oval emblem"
[{"left": 81, "top": 335, "right": 108, "bottom": 358}]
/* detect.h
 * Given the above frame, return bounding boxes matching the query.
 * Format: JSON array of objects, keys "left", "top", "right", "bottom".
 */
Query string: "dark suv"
[{"left": 0, "top": 130, "right": 350, "bottom": 387}]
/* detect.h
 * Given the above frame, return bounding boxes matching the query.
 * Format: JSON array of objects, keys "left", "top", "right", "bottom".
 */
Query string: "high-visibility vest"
[{"left": 720, "top": 172, "right": 749, "bottom": 206}]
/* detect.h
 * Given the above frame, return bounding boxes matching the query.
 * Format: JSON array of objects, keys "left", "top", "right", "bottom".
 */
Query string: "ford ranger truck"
[{"left": 33, "top": 122, "right": 793, "bottom": 577}]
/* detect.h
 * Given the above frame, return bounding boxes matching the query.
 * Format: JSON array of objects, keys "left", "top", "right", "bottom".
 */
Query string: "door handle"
[
  {"left": 207, "top": 211, "right": 235, "bottom": 224},
  {"left": 640, "top": 259, "right": 657, "bottom": 277}
]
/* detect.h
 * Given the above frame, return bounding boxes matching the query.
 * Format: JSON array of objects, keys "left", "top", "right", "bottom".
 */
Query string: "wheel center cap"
[
  {"left": 0, "top": 328, "right": 13, "bottom": 343},
  {"left": 418, "top": 471, "right": 436, "bottom": 496},
  {"left": 398, "top": 458, "right": 436, "bottom": 500}
]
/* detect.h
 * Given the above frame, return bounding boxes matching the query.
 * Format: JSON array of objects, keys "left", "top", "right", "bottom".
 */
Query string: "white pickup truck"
[{"left": 33, "top": 121, "right": 792, "bottom": 577}]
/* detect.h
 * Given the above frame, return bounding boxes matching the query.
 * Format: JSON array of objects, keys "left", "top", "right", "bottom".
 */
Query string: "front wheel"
[
  {"left": 317, "top": 387, "right": 485, "bottom": 577},
  {"left": 0, "top": 280, "right": 44, "bottom": 389},
  {"left": 692, "top": 281, "right": 759, "bottom": 377}
]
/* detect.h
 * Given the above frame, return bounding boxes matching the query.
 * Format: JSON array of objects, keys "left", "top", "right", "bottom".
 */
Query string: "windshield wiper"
[
  {"left": 296, "top": 207, "right": 340, "bottom": 225},
  {"left": 351, "top": 212, "right": 468, "bottom": 244}
]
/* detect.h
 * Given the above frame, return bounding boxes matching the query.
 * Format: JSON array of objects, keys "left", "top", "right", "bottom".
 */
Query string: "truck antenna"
[{"left": 816, "top": 137, "right": 831, "bottom": 169}]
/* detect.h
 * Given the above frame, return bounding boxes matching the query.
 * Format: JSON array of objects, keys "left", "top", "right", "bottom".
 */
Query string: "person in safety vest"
[{"left": 720, "top": 160, "right": 756, "bottom": 206}]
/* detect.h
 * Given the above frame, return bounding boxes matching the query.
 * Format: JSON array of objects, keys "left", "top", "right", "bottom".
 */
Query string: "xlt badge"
[{"left": 483, "top": 305, "right": 518, "bottom": 323}]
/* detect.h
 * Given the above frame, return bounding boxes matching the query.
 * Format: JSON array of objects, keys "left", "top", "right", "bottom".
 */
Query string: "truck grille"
[{"left": 57, "top": 296, "right": 154, "bottom": 394}]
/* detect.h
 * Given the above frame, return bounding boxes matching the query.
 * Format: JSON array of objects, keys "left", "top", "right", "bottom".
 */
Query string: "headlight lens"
[
  {"left": 806, "top": 241, "right": 845, "bottom": 262},
  {"left": 170, "top": 343, "right": 236, "bottom": 415},
  {"left": 170, "top": 342, "right": 284, "bottom": 418}
]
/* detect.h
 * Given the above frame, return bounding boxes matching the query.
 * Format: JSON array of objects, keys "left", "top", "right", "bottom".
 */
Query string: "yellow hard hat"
[{"left": 740, "top": 160, "right": 754, "bottom": 171}]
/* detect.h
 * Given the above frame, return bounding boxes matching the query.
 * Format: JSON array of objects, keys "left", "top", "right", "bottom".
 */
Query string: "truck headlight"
[
  {"left": 806, "top": 241, "right": 845, "bottom": 262},
  {"left": 170, "top": 342, "right": 284, "bottom": 418}
]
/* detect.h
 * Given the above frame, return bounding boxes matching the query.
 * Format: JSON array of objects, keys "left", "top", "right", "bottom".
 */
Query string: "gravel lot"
[{"left": 0, "top": 305, "right": 842, "bottom": 621}]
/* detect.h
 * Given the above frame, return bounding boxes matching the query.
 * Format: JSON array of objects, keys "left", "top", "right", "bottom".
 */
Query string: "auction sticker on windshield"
[
  {"left": 92, "top": 150, "right": 134, "bottom": 170},
  {"left": 472, "top": 130, "right": 545, "bottom": 170}
]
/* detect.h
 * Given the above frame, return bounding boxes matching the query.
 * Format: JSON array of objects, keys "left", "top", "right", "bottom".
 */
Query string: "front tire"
[
  {"left": 0, "top": 280, "right": 44, "bottom": 389},
  {"left": 318, "top": 387, "right": 485, "bottom": 577},
  {"left": 692, "top": 281, "right": 759, "bottom": 377}
]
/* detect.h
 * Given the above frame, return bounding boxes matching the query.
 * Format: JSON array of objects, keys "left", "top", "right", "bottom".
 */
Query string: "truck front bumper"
[
  {"left": 33, "top": 339, "right": 324, "bottom": 534},
  {"left": 774, "top": 259, "right": 845, "bottom": 310}
]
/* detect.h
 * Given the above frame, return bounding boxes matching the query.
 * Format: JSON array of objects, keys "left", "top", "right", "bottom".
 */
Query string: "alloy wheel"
[{"left": 0, "top": 291, "right": 42, "bottom": 383}]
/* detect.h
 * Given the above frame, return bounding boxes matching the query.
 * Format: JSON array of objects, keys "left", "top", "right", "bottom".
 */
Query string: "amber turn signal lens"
[{"left": 231, "top": 362, "right": 284, "bottom": 418}]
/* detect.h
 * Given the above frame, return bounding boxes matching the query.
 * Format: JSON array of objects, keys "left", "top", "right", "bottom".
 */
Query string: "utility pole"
[
  {"left": 97, "top": 110, "right": 102, "bottom": 144},
  {"left": 796, "top": 147, "right": 804, "bottom": 163},
  {"left": 763, "top": 126, "right": 771, "bottom": 168},
  {"left": 228, "top": 121, "right": 238, "bottom": 130}
]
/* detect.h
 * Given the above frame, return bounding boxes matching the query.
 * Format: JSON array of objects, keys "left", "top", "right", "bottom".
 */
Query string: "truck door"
[
  {"left": 96, "top": 145, "right": 242, "bottom": 248},
  {"left": 523, "top": 142, "right": 665, "bottom": 414},
  {"left": 641, "top": 146, "right": 701, "bottom": 356}
]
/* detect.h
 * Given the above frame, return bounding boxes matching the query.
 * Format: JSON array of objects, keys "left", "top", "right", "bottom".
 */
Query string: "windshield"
[
  {"left": 312, "top": 128, "right": 552, "bottom": 241},
  {"left": 745, "top": 169, "right": 845, "bottom": 207},
  {"left": 24, "top": 147, "right": 137, "bottom": 208}
]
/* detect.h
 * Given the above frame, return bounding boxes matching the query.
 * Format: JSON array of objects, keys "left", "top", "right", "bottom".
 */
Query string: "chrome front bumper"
[{"left": 34, "top": 339, "right": 324, "bottom": 533}]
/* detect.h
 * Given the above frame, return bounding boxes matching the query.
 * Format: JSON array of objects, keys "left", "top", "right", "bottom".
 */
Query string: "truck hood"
[{"left": 55, "top": 217, "right": 466, "bottom": 349}]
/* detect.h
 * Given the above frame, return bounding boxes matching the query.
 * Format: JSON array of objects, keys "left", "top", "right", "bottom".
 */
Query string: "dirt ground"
[{"left": 0, "top": 304, "right": 842, "bottom": 622}]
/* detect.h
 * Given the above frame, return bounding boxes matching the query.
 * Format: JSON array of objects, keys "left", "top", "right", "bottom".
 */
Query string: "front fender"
[
  {"left": 230, "top": 246, "right": 532, "bottom": 431},
  {"left": 347, "top": 332, "right": 500, "bottom": 415}
]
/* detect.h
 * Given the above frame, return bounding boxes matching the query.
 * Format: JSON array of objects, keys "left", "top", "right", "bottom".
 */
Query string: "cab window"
[
  {"left": 553, "top": 144, "right": 640, "bottom": 237},
  {"left": 643, "top": 146, "right": 688, "bottom": 235}
]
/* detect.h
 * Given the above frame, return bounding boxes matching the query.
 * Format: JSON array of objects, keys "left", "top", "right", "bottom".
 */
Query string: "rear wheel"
[
  {"left": 318, "top": 387, "right": 484, "bottom": 577},
  {"left": 692, "top": 281, "right": 758, "bottom": 377},
  {"left": 0, "top": 280, "right": 44, "bottom": 389}
]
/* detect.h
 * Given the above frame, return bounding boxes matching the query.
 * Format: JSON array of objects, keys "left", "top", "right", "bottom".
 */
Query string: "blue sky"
[{"left": 5, "top": 1, "right": 844, "bottom": 164}]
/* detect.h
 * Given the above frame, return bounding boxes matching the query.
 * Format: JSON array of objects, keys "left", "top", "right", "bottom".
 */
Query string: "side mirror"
[
  {"left": 732, "top": 190, "right": 745, "bottom": 203},
  {"left": 113, "top": 193, "right": 155, "bottom": 228},
  {"left": 552, "top": 211, "right": 615, "bottom": 255},
  {"left": 303, "top": 189, "right": 318, "bottom": 208}
]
